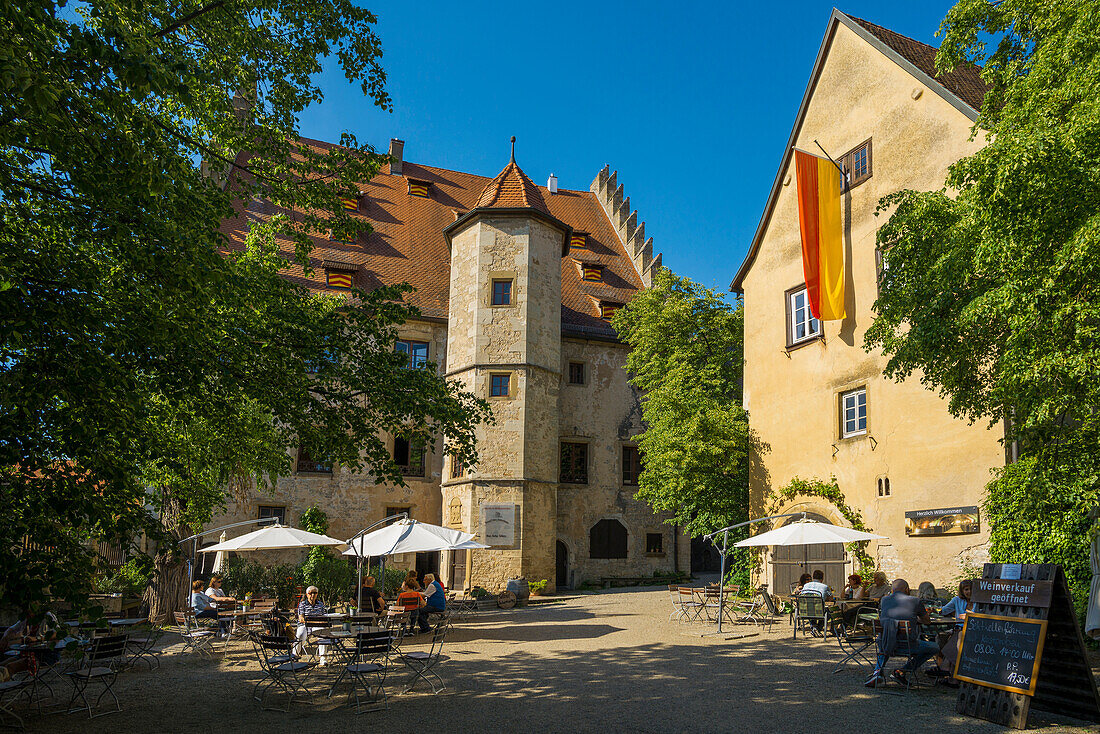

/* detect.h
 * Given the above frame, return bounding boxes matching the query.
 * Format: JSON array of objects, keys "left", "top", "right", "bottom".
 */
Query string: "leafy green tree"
[
  {"left": 612, "top": 269, "right": 750, "bottom": 539},
  {"left": 865, "top": 0, "right": 1100, "bottom": 606},
  {"left": 0, "top": 0, "right": 491, "bottom": 619}
]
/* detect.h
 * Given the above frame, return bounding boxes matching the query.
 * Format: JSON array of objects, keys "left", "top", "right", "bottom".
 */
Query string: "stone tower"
[{"left": 441, "top": 143, "right": 571, "bottom": 592}]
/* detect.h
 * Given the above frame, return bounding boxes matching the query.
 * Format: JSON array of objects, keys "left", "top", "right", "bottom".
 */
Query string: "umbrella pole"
[{"left": 717, "top": 529, "right": 728, "bottom": 634}]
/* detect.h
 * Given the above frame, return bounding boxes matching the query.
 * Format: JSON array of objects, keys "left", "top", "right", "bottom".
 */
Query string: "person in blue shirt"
[
  {"left": 927, "top": 580, "right": 972, "bottom": 684},
  {"left": 412, "top": 573, "right": 446, "bottom": 633}
]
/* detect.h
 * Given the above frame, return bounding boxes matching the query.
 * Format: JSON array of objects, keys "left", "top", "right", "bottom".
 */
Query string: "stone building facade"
[
  {"left": 730, "top": 11, "right": 1004, "bottom": 592},
  {"left": 212, "top": 141, "right": 687, "bottom": 592}
]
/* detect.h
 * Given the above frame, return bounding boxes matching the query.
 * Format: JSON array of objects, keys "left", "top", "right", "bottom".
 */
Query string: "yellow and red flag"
[{"left": 794, "top": 149, "right": 845, "bottom": 320}]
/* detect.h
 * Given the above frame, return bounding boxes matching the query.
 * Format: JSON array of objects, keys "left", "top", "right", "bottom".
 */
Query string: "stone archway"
[{"left": 769, "top": 506, "right": 849, "bottom": 595}]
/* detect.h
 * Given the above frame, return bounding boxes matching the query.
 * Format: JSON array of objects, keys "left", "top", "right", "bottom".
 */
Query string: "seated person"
[
  {"left": 866, "top": 571, "right": 890, "bottom": 600},
  {"left": 0, "top": 607, "right": 62, "bottom": 680},
  {"left": 865, "top": 579, "right": 939, "bottom": 687},
  {"left": 204, "top": 576, "right": 235, "bottom": 607},
  {"left": 411, "top": 573, "right": 446, "bottom": 633},
  {"left": 843, "top": 574, "right": 867, "bottom": 600},
  {"left": 916, "top": 581, "right": 938, "bottom": 602},
  {"left": 190, "top": 580, "right": 217, "bottom": 620},
  {"left": 793, "top": 573, "right": 812, "bottom": 594},
  {"left": 352, "top": 575, "right": 386, "bottom": 614},
  {"left": 397, "top": 580, "right": 425, "bottom": 613},
  {"left": 930, "top": 580, "right": 972, "bottom": 683},
  {"left": 294, "top": 586, "right": 327, "bottom": 656},
  {"left": 799, "top": 570, "right": 833, "bottom": 601}
]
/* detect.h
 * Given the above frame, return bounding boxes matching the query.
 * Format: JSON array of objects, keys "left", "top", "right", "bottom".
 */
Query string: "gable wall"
[{"left": 741, "top": 21, "right": 1002, "bottom": 587}]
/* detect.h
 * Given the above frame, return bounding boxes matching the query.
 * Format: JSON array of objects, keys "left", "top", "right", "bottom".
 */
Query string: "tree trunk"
[{"left": 144, "top": 489, "right": 192, "bottom": 624}]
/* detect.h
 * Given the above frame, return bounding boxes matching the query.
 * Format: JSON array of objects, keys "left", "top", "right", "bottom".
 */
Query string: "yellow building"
[
  {"left": 208, "top": 139, "right": 688, "bottom": 592},
  {"left": 730, "top": 10, "right": 1004, "bottom": 592}
]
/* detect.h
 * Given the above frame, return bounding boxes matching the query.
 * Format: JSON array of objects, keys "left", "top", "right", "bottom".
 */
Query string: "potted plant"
[{"left": 529, "top": 579, "right": 549, "bottom": 597}]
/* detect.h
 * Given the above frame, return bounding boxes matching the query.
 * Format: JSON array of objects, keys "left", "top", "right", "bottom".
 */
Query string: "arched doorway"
[
  {"left": 555, "top": 541, "right": 569, "bottom": 589},
  {"left": 771, "top": 512, "right": 847, "bottom": 595}
]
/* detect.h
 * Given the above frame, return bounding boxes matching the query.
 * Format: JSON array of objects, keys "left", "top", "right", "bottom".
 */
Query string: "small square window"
[
  {"left": 407, "top": 179, "right": 430, "bottom": 198},
  {"left": 581, "top": 264, "right": 603, "bottom": 282},
  {"left": 841, "top": 388, "right": 867, "bottom": 438},
  {"left": 569, "top": 232, "right": 588, "bottom": 250},
  {"left": 450, "top": 457, "right": 465, "bottom": 479},
  {"left": 258, "top": 506, "right": 286, "bottom": 524},
  {"left": 786, "top": 286, "right": 821, "bottom": 346},
  {"left": 490, "top": 374, "right": 510, "bottom": 397},
  {"left": 396, "top": 340, "right": 429, "bottom": 369},
  {"left": 568, "top": 362, "right": 586, "bottom": 385},
  {"left": 296, "top": 446, "right": 331, "bottom": 474},
  {"left": 646, "top": 533, "right": 664, "bottom": 554},
  {"left": 492, "top": 279, "right": 512, "bottom": 306},
  {"left": 841, "top": 139, "right": 873, "bottom": 189}
]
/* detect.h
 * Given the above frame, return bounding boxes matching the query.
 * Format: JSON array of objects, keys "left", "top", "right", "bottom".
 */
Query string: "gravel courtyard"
[{"left": 26, "top": 585, "right": 1100, "bottom": 733}]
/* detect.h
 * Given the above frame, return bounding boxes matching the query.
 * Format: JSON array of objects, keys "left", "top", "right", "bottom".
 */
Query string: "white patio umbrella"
[
  {"left": 733, "top": 519, "right": 886, "bottom": 547},
  {"left": 210, "top": 531, "right": 228, "bottom": 574},
  {"left": 343, "top": 518, "right": 489, "bottom": 610},
  {"left": 198, "top": 524, "right": 346, "bottom": 553},
  {"left": 342, "top": 518, "right": 487, "bottom": 557},
  {"left": 1086, "top": 531, "right": 1100, "bottom": 640}
]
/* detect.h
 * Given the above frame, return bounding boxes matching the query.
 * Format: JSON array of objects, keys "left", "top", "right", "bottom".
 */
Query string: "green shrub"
[
  {"left": 219, "top": 558, "right": 267, "bottom": 598},
  {"left": 380, "top": 566, "right": 407, "bottom": 596},
  {"left": 469, "top": 585, "right": 490, "bottom": 599},
  {"left": 528, "top": 579, "right": 548, "bottom": 593},
  {"left": 264, "top": 564, "right": 300, "bottom": 608},
  {"left": 299, "top": 554, "right": 356, "bottom": 605},
  {"left": 93, "top": 558, "right": 153, "bottom": 596}
]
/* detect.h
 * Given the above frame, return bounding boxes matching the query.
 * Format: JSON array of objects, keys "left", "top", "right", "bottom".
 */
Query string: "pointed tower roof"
[{"left": 474, "top": 137, "right": 551, "bottom": 215}]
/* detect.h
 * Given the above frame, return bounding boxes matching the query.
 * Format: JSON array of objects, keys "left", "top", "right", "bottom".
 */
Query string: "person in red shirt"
[{"left": 397, "top": 580, "right": 425, "bottom": 612}]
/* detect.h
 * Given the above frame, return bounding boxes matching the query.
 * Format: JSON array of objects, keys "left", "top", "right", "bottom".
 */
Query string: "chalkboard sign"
[{"left": 954, "top": 612, "right": 1047, "bottom": 695}]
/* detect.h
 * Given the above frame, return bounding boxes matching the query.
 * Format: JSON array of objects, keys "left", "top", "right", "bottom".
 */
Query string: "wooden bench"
[{"left": 600, "top": 576, "right": 682, "bottom": 589}]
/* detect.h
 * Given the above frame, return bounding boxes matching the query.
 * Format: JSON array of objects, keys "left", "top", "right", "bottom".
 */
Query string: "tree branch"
[{"left": 156, "top": 0, "right": 229, "bottom": 38}]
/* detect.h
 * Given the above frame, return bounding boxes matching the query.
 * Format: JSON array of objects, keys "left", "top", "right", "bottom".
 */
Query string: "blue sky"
[{"left": 299, "top": 2, "right": 958, "bottom": 296}]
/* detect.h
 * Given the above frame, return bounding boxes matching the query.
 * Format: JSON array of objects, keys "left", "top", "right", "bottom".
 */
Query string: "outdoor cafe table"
[{"left": 857, "top": 611, "right": 958, "bottom": 632}]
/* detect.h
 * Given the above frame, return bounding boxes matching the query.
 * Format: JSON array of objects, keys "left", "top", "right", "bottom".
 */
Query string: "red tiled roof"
[
  {"left": 474, "top": 160, "right": 551, "bottom": 216},
  {"left": 848, "top": 15, "right": 988, "bottom": 112},
  {"left": 219, "top": 139, "right": 643, "bottom": 338}
]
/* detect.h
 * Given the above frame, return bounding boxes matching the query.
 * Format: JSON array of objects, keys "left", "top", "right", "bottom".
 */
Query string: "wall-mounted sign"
[
  {"left": 481, "top": 504, "right": 516, "bottom": 547},
  {"left": 904, "top": 505, "right": 980, "bottom": 536}
]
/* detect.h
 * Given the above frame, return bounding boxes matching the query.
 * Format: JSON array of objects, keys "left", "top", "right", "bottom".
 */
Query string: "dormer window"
[
  {"left": 581, "top": 263, "right": 603, "bottom": 282},
  {"left": 326, "top": 270, "right": 354, "bottom": 289},
  {"left": 569, "top": 232, "right": 588, "bottom": 250},
  {"left": 339, "top": 195, "right": 359, "bottom": 212},
  {"left": 599, "top": 300, "right": 623, "bottom": 321},
  {"left": 407, "top": 178, "right": 431, "bottom": 198}
]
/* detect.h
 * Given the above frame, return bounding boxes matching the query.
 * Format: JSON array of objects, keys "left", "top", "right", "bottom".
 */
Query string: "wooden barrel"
[{"left": 505, "top": 578, "right": 530, "bottom": 605}]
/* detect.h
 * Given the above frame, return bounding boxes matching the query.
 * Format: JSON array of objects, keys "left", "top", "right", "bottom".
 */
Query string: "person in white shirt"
[{"left": 204, "top": 576, "right": 235, "bottom": 608}]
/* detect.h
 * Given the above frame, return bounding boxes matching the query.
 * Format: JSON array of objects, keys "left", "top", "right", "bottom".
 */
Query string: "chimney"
[
  {"left": 389, "top": 139, "right": 404, "bottom": 175},
  {"left": 547, "top": 173, "right": 558, "bottom": 194}
]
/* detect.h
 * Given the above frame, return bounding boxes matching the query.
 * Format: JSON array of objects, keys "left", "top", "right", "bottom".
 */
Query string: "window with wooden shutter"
[
  {"left": 589, "top": 519, "right": 627, "bottom": 559},
  {"left": 622, "top": 446, "right": 642, "bottom": 485},
  {"left": 599, "top": 301, "right": 623, "bottom": 321},
  {"left": 839, "top": 139, "right": 872, "bottom": 189}
]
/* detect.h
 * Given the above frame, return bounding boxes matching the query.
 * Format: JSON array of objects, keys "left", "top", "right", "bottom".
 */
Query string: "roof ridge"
[{"left": 846, "top": 15, "right": 939, "bottom": 53}]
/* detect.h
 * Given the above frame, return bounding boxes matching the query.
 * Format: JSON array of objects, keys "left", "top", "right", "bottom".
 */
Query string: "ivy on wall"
[{"left": 763, "top": 476, "right": 877, "bottom": 576}]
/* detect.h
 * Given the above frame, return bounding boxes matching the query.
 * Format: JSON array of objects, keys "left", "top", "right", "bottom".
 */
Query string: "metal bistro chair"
[
  {"left": 827, "top": 611, "right": 874, "bottom": 674},
  {"left": 65, "top": 633, "right": 128, "bottom": 718},
  {"left": 172, "top": 611, "right": 216, "bottom": 658},
  {"left": 251, "top": 633, "right": 316, "bottom": 712},
  {"left": 303, "top": 615, "right": 340, "bottom": 666},
  {"left": 668, "top": 585, "right": 687, "bottom": 622},
  {"left": 677, "top": 588, "right": 705, "bottom": 623},
  {"left": 0, "top": 678, "right": 30, "bottom": 732},
  {"left": 125, "top": 623, "right": 163, "bottom": 671},
  {"left": 792, "top": 593, "right": 828, "bottom": 639},
  {"left": 399, "top": 620, "right": 449, "bottom": 694},
  {"left": 329, "top": 630, "right": 394, "bottom": 714}
]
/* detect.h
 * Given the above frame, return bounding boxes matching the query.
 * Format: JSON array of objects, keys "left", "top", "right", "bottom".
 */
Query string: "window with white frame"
[
  {"left": 840, "top": 388, "right": 867, "bottom": 438},
  {"left": 787, "top": 287, "right": 821, "bottom": 345}
]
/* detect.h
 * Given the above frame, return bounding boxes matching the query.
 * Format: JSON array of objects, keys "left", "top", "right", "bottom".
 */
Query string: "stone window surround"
[
  {"left": 490, "top": 277, "right": 514, "bottom": 307},
  {"left": 559, "top": 439, "right": 590, "bottom": 485},
  {"left": 784, "top": 283, "right": 822, "bottom": 350},
  {"left": 489, "top": 372, "right": 512, "bottom": 399},
  {"left": 838, "top": 384, "right": 869, "bottom": 440},
  {"left": 487, "top": 270, "right": 517, "bottom": 309},
  {"left": 621, "top": 443, "right": 641, "bottom": 486},
  {"left": 645, "top": 531, "right": 665, "bottom": 556},
  {"left": 876, "top": 475, "right": 892, "bottom": 498},
  {"left": 566, "top": 361, "right": 586, "bottom": 386}
]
